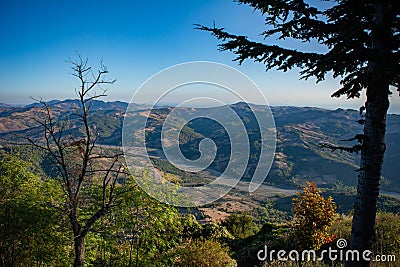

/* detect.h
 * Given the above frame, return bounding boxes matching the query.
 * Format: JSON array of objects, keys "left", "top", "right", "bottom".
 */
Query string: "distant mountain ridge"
[
  {"left": 1, "top": 99, "right": 399, "bottom": 192},
  {"left": 24, "top": 99, "right": 130, "bottom": 110}
]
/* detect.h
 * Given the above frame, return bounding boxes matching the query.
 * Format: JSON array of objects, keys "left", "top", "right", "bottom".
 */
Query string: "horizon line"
[{"left": 1, "top": 98, "right": 400, "bottom": 115}]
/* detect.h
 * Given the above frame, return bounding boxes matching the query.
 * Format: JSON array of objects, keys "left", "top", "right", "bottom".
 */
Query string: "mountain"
[
  {"left": 1, "top": 99, "right": 399, "bottom": 192},
  {"left": 0, "top": 99, "right": 146, "bottom": 145},
  {"left": 0, "top": 103, "right": 15, "bottom": 108},
  {"left": 24, "top": 99, "right": 130, "bottom": 110}
]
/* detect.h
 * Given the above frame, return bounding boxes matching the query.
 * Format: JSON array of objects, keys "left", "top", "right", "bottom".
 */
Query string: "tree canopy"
[{"left": 197, "top": 0, "right": 400, "bottom": 98}]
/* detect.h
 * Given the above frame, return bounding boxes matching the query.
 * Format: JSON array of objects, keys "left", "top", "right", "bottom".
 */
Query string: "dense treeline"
[
  {"left": 1, "top": 153, "right": 399, "bottom": 266},
  {"left": 0, "top": 154, "right": 235, "bottom": 266}
]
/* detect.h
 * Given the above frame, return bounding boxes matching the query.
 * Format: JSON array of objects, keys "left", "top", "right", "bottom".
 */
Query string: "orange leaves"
[{"left": 293, "top": 182, "right": 337, "bottom": 250}]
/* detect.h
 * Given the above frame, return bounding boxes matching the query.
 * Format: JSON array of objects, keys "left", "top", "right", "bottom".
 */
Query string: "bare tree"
[{"left": 27, "top": 56, "right": 130, "bottom": 267}]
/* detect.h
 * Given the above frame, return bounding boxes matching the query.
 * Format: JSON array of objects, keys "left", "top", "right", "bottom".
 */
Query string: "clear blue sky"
[{"left": 1, "top": 0, "right": 399, "bottom": 113}]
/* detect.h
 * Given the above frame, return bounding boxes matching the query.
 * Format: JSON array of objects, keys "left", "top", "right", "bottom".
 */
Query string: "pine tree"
[{"left": 198, "top": 1, "right": 400, "bottom": 266}]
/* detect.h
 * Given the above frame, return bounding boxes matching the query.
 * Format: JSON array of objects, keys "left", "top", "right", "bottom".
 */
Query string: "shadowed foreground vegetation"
[{"left": 1, "top": 154, "right": 399, "bottom": 266}]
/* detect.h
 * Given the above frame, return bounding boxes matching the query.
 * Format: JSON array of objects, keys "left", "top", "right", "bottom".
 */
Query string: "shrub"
[
  {"left": 166, "top": 239, "right": 237, "bottom": 267},
  {"left": 293, "top": 182, "right": 337, "bottom": 250}
]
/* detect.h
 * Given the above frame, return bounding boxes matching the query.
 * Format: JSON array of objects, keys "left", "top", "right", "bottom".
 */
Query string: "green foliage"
[
  {"left": 376, "top": 195, "right": 400, "bottom": 213},
  {"left": 165, "top": 239, "right": 237, "bottom": 267},
  {"left": 181, "top": 214, "right": 204, "bottom": 240},
  {"left": 250, "top": 199, "right": 291, "bottom": 225},
  {"left": 0, "top": 154, "right": 71, "bottom": 266},
  {"left": 221, "top": 213, "right": 257, "bottom": 239},
  {"left": 372, "top": 212, "right": 400, "bottom": 257},
  {"left": 83, "top": 175, "right": 183, "bottom": 266},
  {"left": 88, "top": 110, "right": 123, "bottom": 144},
  {"left": 1, "top": 153, "right": 400, "bottom": 267},
  {"left": 200, "top": 223, "right": 234, "bottom": 242},
  {"left": 329, "top": 214, "right": 353, "bottom": 243},
  {"left": 181, "top": 214, "right": 233, "bottom": 244},
  {"left": 329, "top": 213, "right": 400, "bottom": 262},
  {"left": 293, "top": 182, "right": 337, "bottom": 250},
  {"left": 232, "top": 222, "right": 294, "bottom": 267},
  {"left": 2, "top": 145, "right": 59, "bottom": 178}
]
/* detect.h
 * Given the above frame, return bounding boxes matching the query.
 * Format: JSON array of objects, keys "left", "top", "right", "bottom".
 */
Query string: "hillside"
[{"left": 1, "top": 99, "right": 399, "bottom": 193}]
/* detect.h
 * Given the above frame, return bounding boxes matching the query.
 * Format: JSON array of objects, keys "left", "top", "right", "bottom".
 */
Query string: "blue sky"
[{"left": 1, "top": 0, "right": 399, "bottom": 113}]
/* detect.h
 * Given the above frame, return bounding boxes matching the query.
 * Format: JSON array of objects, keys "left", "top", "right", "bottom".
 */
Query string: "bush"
[
  {"left": 221, "top": 213, "right": 257, "bottom": 239},
  {"left": 293, "top": 182, "right": 337, "bottom": 250},
  {"left": 373, "top": 212, "right": 400, "bottom": 256},
  {"left": 166, "top": 239, "right": 237, "bottom": 267}
]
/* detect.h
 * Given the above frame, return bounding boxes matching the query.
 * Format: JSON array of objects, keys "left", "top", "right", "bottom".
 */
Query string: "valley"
[{"left": 1, "top": 99, "right": 400, "bottom": 221}]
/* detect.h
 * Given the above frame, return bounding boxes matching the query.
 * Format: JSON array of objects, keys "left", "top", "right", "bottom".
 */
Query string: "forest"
[{"left": 1, "top": 150, "right": 399, "bottom": 266}]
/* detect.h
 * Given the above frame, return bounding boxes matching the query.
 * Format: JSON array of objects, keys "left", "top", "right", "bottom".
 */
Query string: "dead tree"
[{"left": 27, "top": 56, "right": 129, "bottom": 267}]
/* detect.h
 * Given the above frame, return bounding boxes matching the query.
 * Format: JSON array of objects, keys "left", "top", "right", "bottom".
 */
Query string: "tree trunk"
[
  {"left": 348, "top": 89, "right": 389, "bottom": 267},
  {"left": 74, "top": 235, "right": 85, "bottom": 267},
  {"left": 71, "top": 207, "right": 86, "bottom": 267},
  {"left": 347, "top": 2, "right": 391, "bottom": 267}
]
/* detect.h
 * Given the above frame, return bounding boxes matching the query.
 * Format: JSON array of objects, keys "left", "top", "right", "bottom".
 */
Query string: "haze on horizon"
[{"left": 1, "top": 0, "right": 399, "bottom": 113}]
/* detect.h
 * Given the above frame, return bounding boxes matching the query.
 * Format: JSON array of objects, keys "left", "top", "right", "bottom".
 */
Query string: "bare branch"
[{"left": 27, "top": 55, "right": 126, "bottom": 266}]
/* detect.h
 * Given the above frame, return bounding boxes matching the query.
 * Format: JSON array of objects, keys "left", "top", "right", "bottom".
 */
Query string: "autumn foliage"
[{"left": 293, "top": 182, "right": 337, "bottom": 250}]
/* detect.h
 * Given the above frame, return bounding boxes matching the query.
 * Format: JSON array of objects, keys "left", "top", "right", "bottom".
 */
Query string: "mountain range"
[{"left": 1, "top": 99, "right": 399, "bottom": 193}]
